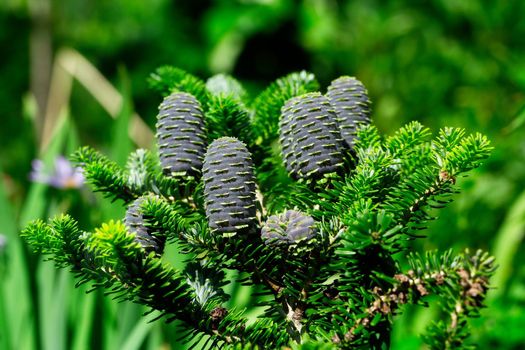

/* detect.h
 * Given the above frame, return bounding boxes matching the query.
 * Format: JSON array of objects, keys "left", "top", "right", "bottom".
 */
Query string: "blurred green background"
[{"left": 1, "top": 0, "right": 525, "bottom": 349}]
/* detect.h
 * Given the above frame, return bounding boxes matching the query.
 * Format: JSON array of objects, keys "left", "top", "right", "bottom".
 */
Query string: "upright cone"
[
  {"left": 156, "top": 92, "right": 207, "bottom": 178},
  {"left": 202, "top": 137, "right": 257, "bottom": 237},
  {"left": 279, "top": 92, "right": 346, "bottom": 181},
  {"left": 326, "top": 76, "right": 371, "bottom": 149}
]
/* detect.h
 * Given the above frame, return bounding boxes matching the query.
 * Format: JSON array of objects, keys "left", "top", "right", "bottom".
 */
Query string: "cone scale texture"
[
  {"left": 203, "top": 137, "right": 257, "bottom": 237},
  {"left": 279, "top": 100, "right": 298, "bottom": 178},
  {"left": 326, "top": 76, "right": 371, "bottom": 149},
  {"left": 261, "top": 210, "right": 317, "bottom": 246},
  {"left": 279, "top": 92, "right": 346, "bottom": 181},
  {"left": 156, "top": 92, "right": 207, "bottom": 177}
]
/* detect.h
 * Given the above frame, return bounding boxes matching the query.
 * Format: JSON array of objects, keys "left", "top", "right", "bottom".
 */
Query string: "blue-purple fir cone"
[
  {"left": 326, "top": 76, "right": 371, "bottom": 149},
  {"left": 156, "top": 92, "right": 207, "bottom": 178},
  {"left": 261, "top": 210, "right": 317, "bottom": 247},
  {"left": 279, "top": 97, "right": 299, "bottom": 179},
  {"left": 202, "top": 137, "right": 257, "bottom": 237},
  {"left": 280, "top": 92, "right": 346, "bottom": 181}
]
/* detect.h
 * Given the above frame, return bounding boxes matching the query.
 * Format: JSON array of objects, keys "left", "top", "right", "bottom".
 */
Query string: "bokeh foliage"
[{"left": 1, "top": 0, "right": 525, "bottom": 349}]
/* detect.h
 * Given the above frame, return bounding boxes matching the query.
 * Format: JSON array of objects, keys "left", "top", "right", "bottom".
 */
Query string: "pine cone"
[
  {"left": 124, "top": 195, "right": 165, "bottom": 254},
  {"left": 326, "top": 76, "right": 371, "bottom": 149},
  {"left": 261, "top": 210, "right": 316, "bottom": 246},
  {"left": 280, "top": 92, "right": 346, "bottom": 181},
  {"left": 156, "top": 92, "right": 207, "bottom": 178},
  {"left": 279, "top": 98, "right": 298, "bottom": 178},
  {"left": 203, "top": 137, "right": 257, "bottom": 237}
]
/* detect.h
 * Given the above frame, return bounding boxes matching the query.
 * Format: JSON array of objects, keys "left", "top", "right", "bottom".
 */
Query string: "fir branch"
[
  {"left": 331, "top": 249, "right": 495, "bottom": 349},
  {"left": 22, "top": 216, "right": 116, "bottom": 291},
  {"left": 320, "top": 144, "right": 395, "bottom": 221},
  {"left": 385, "top": 121, "right": 431, "bottom": 160},
  {"left": 24, "top": 216, "right": 252, "bottom": 348},
  {"left": 179, "top": 220, "right": 278, "bottom": 296},
  {"left": 22, "top": 68, "right": 497, "bottom": 349},
  {"left": 179, "top": 216, "right": 317, "bottom": 336},
  {"left": 22, "top": 214, "right": 85, "bottom": 269},
  {"left": 354, "top": 124, "right": 383, "bottom": 151},
  {"left": 382, "top": 128, "right": 491, "bottom": 235},
  {"left": 125, "top": 148, "right": 157, "bottom": 192},
  {"left": 253, "top": 148, "right": 295, "bottom": 215},
  {"left": 436, "top": 131, "right": 492, "bottom": 178},
  {"left": 382, "top": 164, "right": 454, "bottom": 231},
  {"left": 148, "top": 66, "right": 210, "bottom": 107},
  {"left": 420, "top": 250, "right": 496, "bottom": 350},
  {"left": 86, "top": 220, "right": 259, "bottom": 347},
  {"left": 138, "top": 194, "right": 202, "bottom": 241},
  {"left": 73, "top": 146, "right": 137, "bottom": 203},
  {"left": 205, "top": 95, "right": 254, "bottom": 146},
  {"left": 304, "top": 208, "right": 407, "bottom": 348}
]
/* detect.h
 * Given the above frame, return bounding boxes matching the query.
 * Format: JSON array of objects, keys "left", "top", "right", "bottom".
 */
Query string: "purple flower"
[
  {"left": 0, "top": 234, "right": 6, "bottom": 251},
  {"left": 29, "top": 156, "right": 84, "bottom": 189}
]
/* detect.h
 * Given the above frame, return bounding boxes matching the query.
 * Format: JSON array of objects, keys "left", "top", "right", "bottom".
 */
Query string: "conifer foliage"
[{"left": 22, "top": 67, "right": 495, "bottom": 349}]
